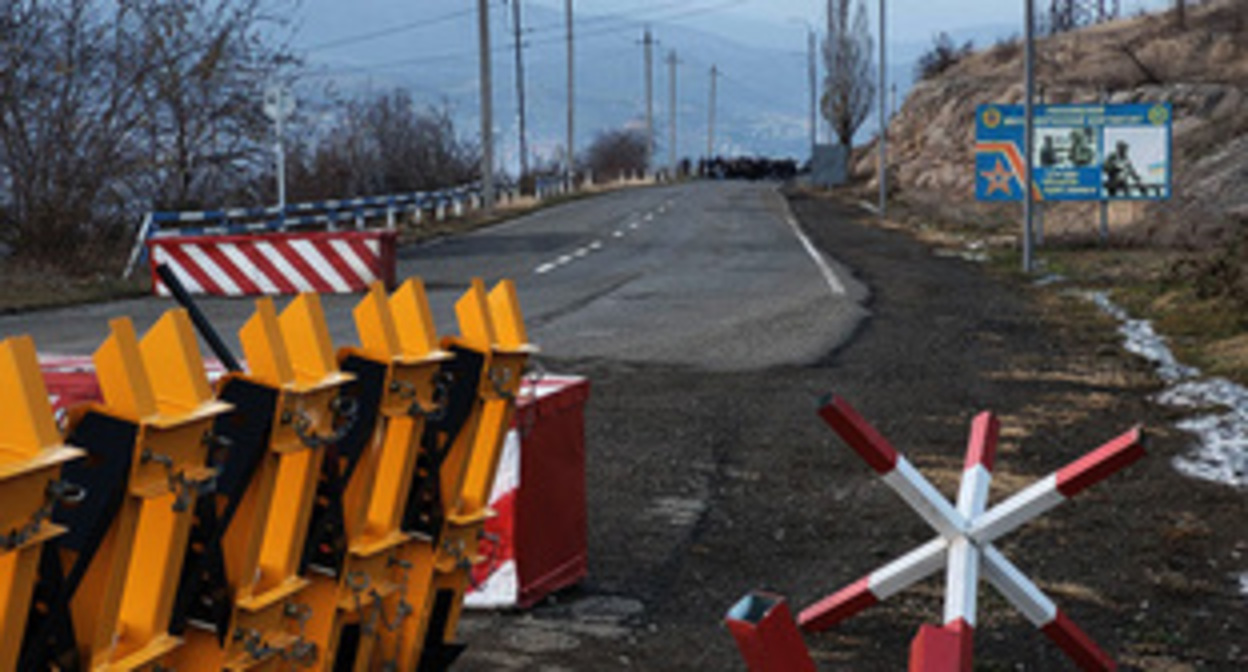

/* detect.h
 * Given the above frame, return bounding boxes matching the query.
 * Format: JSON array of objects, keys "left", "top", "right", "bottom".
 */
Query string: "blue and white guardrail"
[{"left": 123, "top": 182, "right": 521, "bottom": 279}]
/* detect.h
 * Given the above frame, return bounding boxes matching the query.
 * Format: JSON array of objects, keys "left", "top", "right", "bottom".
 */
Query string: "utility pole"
[
  {"left": 878, "top": 0, "right": 887, "bottom": 219},
  {"left": 565, "top": 0, "right": 575, "bottom": 187},
  {"left": 478, "top": 0, "right": 495, "bottom": 210},
  {"left": 511, "top": 0, "right": 529, "bottom": 179},
  {"left": 667, "top": 50, "right": 679, "bottom": 176},
  {"left": 1024, "top": 0, "right": 1036, "bottom": 272},
  {"left": 807, "top": 27, "right": 817, "bottom": 157},
  {"left": 642, "top": 27, "right": 656, "bottom": 169},
  {"left": 707, "top": 65, "right": 719, "bottom": 162}
]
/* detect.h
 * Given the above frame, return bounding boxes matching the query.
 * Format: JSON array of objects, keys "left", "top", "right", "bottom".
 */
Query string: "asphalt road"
[{"left": 1, "top": 182, "right": 865, "bottom": 371}]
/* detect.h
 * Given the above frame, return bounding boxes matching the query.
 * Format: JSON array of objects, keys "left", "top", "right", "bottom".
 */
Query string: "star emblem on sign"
[
  {"left": 980, "top": 159, "right": 1015, "bottom": 197},
  {"left": 800, "top": 396, "right": 1145, "bottom": 671}
]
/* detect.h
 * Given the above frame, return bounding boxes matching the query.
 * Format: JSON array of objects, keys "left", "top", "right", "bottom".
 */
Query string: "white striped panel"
[
  {"left": 219, "top": 243, "right": 280, "bottom": 295},
  {"left": 155, "top": 247, "right": 205, "bottom": 295},
  {"left": 982, "top": 545, "right": 1058, "bottom": 626},
  {"left": 255, "top": 242, "right": 316, "bottom": 292},
  {"left": 464, "top": 559, "right": 518, "bottom": 609},
  {"left": 883, "top": 458, "right": 968, "bottom": 538},
  {"left": 970, "top": 474, "right": 1064, "bottom": 545},
  {"left": 290, "top": 239, "right": 350, "bottom": 293},
  {"left": 943, "top": 536, "right": 980, "bottom": 626},
  {"left": 184, "top": 243, "right": 242, "bottom": 296},
  {"left": 329, "top": 239, "right": 375, "bottom": 286},
  {"left": 488, "top": 429, "right": 521, "bottom": 506},
  {"left": 868, "top": 537, "right": 948, "bottom": 599}
]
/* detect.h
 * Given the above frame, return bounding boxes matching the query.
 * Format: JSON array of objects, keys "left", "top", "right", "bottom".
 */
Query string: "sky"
[
  {"left": 292, "top": 1, "right": 1177, "bottom": 56},
  {"left": 521, "top": 0, "right": 1175, "bottom": 47},
  {"left": 285, "top": 0, "right": 1180, "bottom": 162}
]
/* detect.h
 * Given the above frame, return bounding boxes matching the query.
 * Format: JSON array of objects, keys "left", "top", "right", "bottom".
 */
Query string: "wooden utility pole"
[
  {"left": 642, "top": 27, "right": 656, "bottom": 168},
  {"left": 478, "top": 0, "right": 495, "bottom": 210},
  {"left": 565, "top": 0, "right": 575, "bottom": 186},
  {"left": 667, "top": 50, "right": 679, "bottom": 176},
  {"left": 707, "top": 65, "right": 720, "bottom": 162},
  {"left": 878, "top": 0, "right": 887, "bottom": 219},
  {"left": 511, "top": 0, "right": 529, "bottom": 178},
  {"left": 808, "top": 28, "right": 817, "bottom": 155}
]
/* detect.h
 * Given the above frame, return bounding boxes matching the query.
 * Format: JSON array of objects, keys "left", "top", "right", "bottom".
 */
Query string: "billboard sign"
[{"left": 976, "top": 103, "right": 1172, "bottom": 202}]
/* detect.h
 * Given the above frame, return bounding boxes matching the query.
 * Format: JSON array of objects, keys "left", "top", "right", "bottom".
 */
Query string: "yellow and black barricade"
[
  {"left": 165, "top": 294, "right": 354, "bottom": 670},
  {"left": 20, "top": 310, "right": 230, "bottom": 670}
]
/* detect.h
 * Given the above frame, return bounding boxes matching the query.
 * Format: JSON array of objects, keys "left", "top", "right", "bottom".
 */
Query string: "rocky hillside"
[{"left": 865, "top": 0, "right": 1248, "bottom": 250}]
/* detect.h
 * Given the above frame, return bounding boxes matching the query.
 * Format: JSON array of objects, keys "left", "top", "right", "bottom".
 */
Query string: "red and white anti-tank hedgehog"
[{"left": 726, "top": 395, "right": 1145, "bottom": 672}]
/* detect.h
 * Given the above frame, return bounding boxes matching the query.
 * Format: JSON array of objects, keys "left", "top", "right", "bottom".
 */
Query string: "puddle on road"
[{"left": 1084, "top": 291, "right": 1248, "bottom": 599}]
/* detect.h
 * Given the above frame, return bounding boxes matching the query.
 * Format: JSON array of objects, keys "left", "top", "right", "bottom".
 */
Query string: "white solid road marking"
[{"left": 784, "top": 213, "right": 846, "bottom": 296}]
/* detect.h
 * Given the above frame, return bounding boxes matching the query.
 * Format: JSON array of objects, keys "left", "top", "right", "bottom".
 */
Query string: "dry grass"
[{"left": 0, "top": 264, "right": 148, "bottom": 313}]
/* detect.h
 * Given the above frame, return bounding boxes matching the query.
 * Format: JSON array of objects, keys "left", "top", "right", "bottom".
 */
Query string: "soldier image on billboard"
[
  {"left": 1039, "top": 135, "right": 1059, "bottom": 167},
  {"left": 1068, "top": 128, "right": 1095, "bottom": 166},
  {"left": 1103, "top": 140, "right": 1144, "bottom": 197}
]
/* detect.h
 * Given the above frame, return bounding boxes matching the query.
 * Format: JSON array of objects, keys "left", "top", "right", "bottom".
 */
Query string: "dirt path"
[{"left": 458, "top": 191, "right": 1247, "bottom": 671}]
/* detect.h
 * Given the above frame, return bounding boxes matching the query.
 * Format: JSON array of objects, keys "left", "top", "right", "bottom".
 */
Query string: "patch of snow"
[
  {"left": 1033, "top": 273, "right": 1066, "bottom": 287},
  {"left": 1086, "top": 291, "right": 1247, "bottom": 490},
  {"left": 1087, "top": 291, "right": 1200, "bottom": 383}
]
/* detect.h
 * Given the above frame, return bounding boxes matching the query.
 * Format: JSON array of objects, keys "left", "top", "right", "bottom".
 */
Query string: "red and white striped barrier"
[
  {"left": 148, "top": 230, "right": 397, "bottom": 296},
  {"left": 465, "top": 374, "right": 590, "bottom": 609},
  {"left": 798, "top": 396, "right": 1143, "bottom": 671}
]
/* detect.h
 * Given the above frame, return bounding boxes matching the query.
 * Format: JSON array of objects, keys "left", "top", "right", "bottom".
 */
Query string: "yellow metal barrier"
[
  {"left": 8, "top": 279, "right": 535, "bottom": 672},
  {"left": 391, "top": 278, "right": 536, "bottom": 670},
  {"left": 0, "top": 336, "right": 83, "bottom": 672},
  {"left": 167, "top": 294, "right": 353, "bottom": 670},
  {"left": 297, "top": 280, "right": 451, "bottom": 670},
  {"left": 15, "top": 311, "right": 231, "bottom": 670}
]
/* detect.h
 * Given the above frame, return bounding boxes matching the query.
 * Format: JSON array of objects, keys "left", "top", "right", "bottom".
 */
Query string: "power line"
[
  {"left": 300, "top": 7, "right": 475, "bottom": 53},
  {"left": 309, "top": 0, "right": 751, "bottom": 76}
]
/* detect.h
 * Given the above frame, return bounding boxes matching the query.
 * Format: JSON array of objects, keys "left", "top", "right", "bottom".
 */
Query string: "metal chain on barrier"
[
  {"left": 403, "top": 374, "right": 450, "bottom": 422},
  {"left": 289, "top": 394, "right": 360, "bottom": 449},
  {"left": 517, "top": 358, "right": 548, "bottom": 439},
  {"left": 0, "top": 479, "right": 86, "bottom": 551},
  {"left": 141, "top": 447, "right": 217, "bottom": 513}
]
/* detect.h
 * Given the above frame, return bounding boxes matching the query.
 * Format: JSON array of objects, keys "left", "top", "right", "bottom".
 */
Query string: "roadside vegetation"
[{"left": 0, "top": 1, "right": 490, "bottom": 286}]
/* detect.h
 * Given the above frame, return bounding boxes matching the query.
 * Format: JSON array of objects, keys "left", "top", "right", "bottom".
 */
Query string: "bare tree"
[
  {"left": 287, "top": 90, "right": 480, "bottom": 202},
  {"left": 0, "top": 1, "right": 150, "bottom": 265},
  {"left": 0, "top": 0, "right": 295, "bottom": 270},
  {"left": 582, "top": 128, "right": 650, "bottom": 183},
  {"left": 134, "top": 0, "right": 297, "bottom": 210},
  {"left": 821, "top": 0, "right": 875, "bottom": 148}
]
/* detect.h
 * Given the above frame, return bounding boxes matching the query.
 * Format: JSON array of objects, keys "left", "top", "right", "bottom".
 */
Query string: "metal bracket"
[
  {"left": 0, "top": 479, "right": 86, "bottom": 551},
  {"left": 142, "top": 448, "right": 218, "bottom": 513}
]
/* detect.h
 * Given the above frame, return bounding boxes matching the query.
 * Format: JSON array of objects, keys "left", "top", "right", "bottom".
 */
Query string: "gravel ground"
[{"left": 457, "top": 190, "right": 1248, "bottom": 671}]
